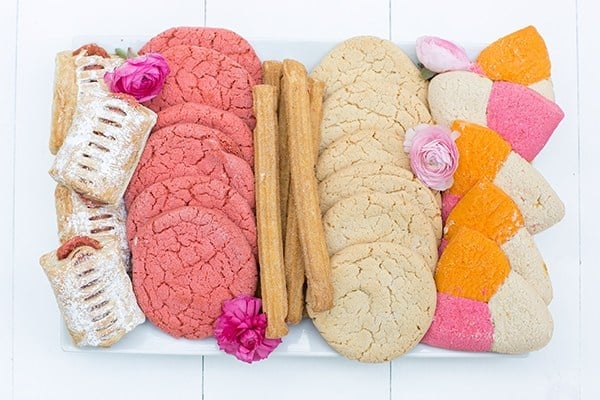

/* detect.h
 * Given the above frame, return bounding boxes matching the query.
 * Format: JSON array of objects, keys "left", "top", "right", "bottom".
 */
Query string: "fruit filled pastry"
[
  {"left": 50, "top": 44, "right": 124, "bottom": 154},
  {"left": 39, "top": 236, "right": 145, "bottom": 347},
  {"left": 49, "top": 91, "right": 156, "bottom": 204},
  {"left": 442, "top": 121, "right": 564, "bottom": 234},
  {"left": 54, "top": 184, "right": 130, "bottom": 269}
]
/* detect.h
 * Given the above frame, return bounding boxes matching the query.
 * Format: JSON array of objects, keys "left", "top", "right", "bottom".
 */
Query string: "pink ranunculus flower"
[
  {"left": 416, "top": 36, "right": 472, "bottom": 73},
  {"left": 103, "top": 53, "right": 170, "bottom": 102},
  {"left": 404, "top": 124, "right": 460, "bottom": 191},
  {"left": 214, "top": 295, "right": 282, "bottom": 363}
]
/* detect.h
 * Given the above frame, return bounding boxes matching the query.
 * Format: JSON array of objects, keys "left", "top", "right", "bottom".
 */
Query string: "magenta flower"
[
  {"left": 404, "top": 124, "right": 459, "bottom": 191},
  {"left": 104, "top": 53, "right": 169, "bottom": 102},
  {"left": 214, "top": 295, "right": 282, "bottom": 363},
  {"left": 416, "top": 36, "right": 472, "bottom": 73}
]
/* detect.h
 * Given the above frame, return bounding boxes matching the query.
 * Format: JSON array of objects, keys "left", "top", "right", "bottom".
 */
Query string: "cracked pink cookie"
[
  {"left": 310, "top": 36, "right": 428, "bottom": 104},
  {"left": 124, "top": 123, "right": 254, "bottom": 209},
  {"left": 323, "top": 192, "right": 438, "bottom": 272},
  {"left": 308, "top": 242, "right": 436, "bottom": 362},
  {"left": 126, "top": 175, "right": 257, "bottom": 254},
  {"left": 139, "top": 27, "right": 262, "bottom": 85},
  {"left": 319, "top": 80, "right": 432, "bottom": 153},
  {"left": 144, "top": 45, "right": 255, "bottom": 129},
  {"left": 154, "top": 103, "right": 254, "bottom": 166},
  {"left": 131, "top": 205, "right": 257, "bottom": 339},
  {"left": 315, "top": 129, "right": 410, "bottom": 181}
]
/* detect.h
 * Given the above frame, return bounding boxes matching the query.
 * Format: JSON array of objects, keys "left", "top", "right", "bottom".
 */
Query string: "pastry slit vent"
[
  {"left": 91, "top": 310, "right": 111, "bottom": 323},
  {"left": 88, "top": 213, "right": 112, "bottom": 221},
  {"left": 78, "top": 163, "right": 96, "bottom": 172},
  {"left": 81, "top": 79, "right": 98, "bottom": 84},
  {"left": 82, "top": 153, "right": 92, "bottom": 159},
  {"left": 90, "top": 226, "right": 115, "bottom": 234},
  {"left": 84, "top": 289, "right": 104, "bottom": 302},
  {"left": 88, "top": 141, "right": 110, "bottom": 152},
  {"left": 82, "top": 64, "right": 104, "bottom": 71},
  {"left": 98, "top": 117, "right": 122, "bottom": 128},
  {"left": 92, "top": 130, "right": 115, "bottom": 141},
  {"left": 89, "top": 299, "right": 110, "bottom": 311},
  {"left": 105, "top": 105, "right": 127, "bottom": 116},
  {"left": 96, "top": 319, "right": 118, "bottom": 332},
  {"left": 80, "top": 277, "right": 100, "bottom": 290},
  {"left": 77, "top": 268, "right": 95, "bottom": 278}
]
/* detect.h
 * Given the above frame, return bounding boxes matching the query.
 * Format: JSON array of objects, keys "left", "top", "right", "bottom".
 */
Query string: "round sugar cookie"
[
  {"left": 308, "top": 242, "right": 436, "bottom": 362},
  {"left": 140, "top": 26, "right": 262, "bottom": 85},
  {"left": 144, "top": 45, "right": 255, "bottom": 128},
  {"left": 319, "top": 80, "right": 432, "bottom": 153},
  {"left": 319, "top": 163, "right": 442, "bottom": 240},
  {"left": 315, "top": 129, "right": 409, "bottom": 181},
  {"left": 310, "top": 36, "right": 428, "bottom": 104},
  {"left": 154, "top": 103, "right": 254, "bottom": 166},
  {"left": 131, "top": 205, "right": 257, "bottom": 339},
  {"left": 323, "top": 192, "right": 438, "bottom": 271},
  {"left": 124, "top": 124, "right": 254, "bottom": 209},
  {"left": 126, "top": 175, "right": 257, "bottom": 253}
]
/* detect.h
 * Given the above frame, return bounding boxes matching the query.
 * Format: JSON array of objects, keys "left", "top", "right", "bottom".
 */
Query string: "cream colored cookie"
[
  {"left": 528, "top": 79, "right": 555, "bottom": 101},
  {"left": 489, "top": 270, "right": 553, "bottom": 354},
  {"left": 310, "top": 36, "right": 428, "bottom": 103},
  {"left": 316, "top": 129, "right": 409, "bottom": 181},
  {"left": 323, "top": 192, "right": 438, "bottom": 272},
  {"left": 493, "top": 152, "right": 565, "bottom": 234},
  {"left": 319, "top": 163, "right": 442, "bottom": 241},
  {"left": 428, "top": 71, "right": 492, "bottom": 127},
  {"left": 319, "top": 80, "right": 432, "bottom": 153},
  {"left": 308, "top": 242, "right": 436, "bottom": 362}
]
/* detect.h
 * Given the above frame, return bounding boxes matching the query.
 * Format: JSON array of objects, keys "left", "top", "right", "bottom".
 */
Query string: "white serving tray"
[{"left": 59, "top": 37, "right": 502, "bottom": 358}]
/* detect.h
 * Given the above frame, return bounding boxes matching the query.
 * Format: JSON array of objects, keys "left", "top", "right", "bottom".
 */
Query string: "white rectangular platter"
[{"left": 57, "top": 38, "right": 522, "bottom": 359}]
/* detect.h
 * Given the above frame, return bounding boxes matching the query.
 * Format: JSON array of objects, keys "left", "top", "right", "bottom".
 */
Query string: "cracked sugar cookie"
[
  {"left": 308, "top": 242, "right": 436, "bottom": 362},
  {"left": 131, "top": 205, "right": 257, "bottom": 339},
  {"left": 310, "top": 36, "right": 428, "bottom": 103},
  {"left": 126, "top": 175, "right": 256, "bottom": 254},
  {"left": 154, "top": 103, "right": 254, "bottom": 166},
  {"left": 139, "top": 26, "right": 262, "bottom": 85},
  {"left": 315, "top": 129, "right": 409, "bottom": 182},
  {"left": 319, "top": 80, "right": 432, "bottom": 153},
  {"left": 323, "top": 192, "right": 438, "bottom": 272},
  {"left": 124, "top": 123, "right": 254, "bottom": 209},
  {"left": 318, "top": 163, "right": 442, "bottom": 241},
  {"left": 144, "top": 45, "right": 255, "bottom": 128}
]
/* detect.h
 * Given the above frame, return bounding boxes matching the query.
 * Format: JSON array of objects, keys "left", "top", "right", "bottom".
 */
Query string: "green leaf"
[
  {"left": 115, "top": 48, "right": 127, "bottom": 59},
  {"left": 420, "top": 67, "right": 437, "bottom": 81}
]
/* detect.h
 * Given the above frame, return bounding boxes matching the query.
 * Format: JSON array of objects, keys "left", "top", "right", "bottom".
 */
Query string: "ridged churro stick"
[
  {"left": 284, "top": 77, "right": 326, "bottom": 324},
  {"left": 261, "top": 61, "right": 288, "bottom": 239},
  {"left": 252, "top": 84, "right": 288, "bottom": 338},
  {"left": 282, "top": 59, "right": 333, "bottom": 312}
]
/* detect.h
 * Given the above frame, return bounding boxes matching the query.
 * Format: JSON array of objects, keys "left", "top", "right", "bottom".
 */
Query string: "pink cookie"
[
  {"left": 124, "top": 124, "right": 254, "bottom": 209},
  {"left": 140, "top": 26, "right": 262, "bottom": 85},
  {"left": 487, "top": 81, "right": 564, "bottom": 161},
  {"left": 131, "top": 205, "right": 257, "bottom": 339},
  {"left": 154, "top": 103, "right": 254, "bottom": 167},
  {"left": 421, "top": 292, "right": 494, "bottom": 352},
  {"left": 144, "top": 45, "right": 255, "bottom": 129},
  {"left": 127, "top": 175, "right": 257, "bottom": 254},
  {"left": 428, "top": 71, "right": 564, "bottom": 161}
]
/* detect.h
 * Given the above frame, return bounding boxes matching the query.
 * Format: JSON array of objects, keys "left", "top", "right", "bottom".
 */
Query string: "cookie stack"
[
  {"left": 124, "top": 27, "right": 262, "bottom": 339},
  {"left": 421, "top": 27, "right": 565, "bottom": 354},
  {"left": 306, "top": 36, "right": 441, "bottom": 362}
]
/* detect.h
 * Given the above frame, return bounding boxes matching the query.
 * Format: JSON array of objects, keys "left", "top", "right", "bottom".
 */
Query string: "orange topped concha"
[
  {"left": 445, "top": 180, "right": 552, "bottom": 303},
  {"left": 476, "top": 26, "right": 551, "bottom": 86}
]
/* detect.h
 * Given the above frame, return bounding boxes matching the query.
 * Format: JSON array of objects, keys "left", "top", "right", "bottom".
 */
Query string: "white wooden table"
[{"left": 2, "top": 1, "right": 597, "bottom": 398}]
